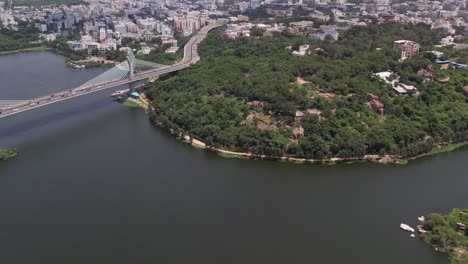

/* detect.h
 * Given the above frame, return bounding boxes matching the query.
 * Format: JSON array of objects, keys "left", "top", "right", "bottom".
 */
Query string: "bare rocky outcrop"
[
  {"left": 307, "top": 108, "right": 322, "bottom": 115},
  {"left": 417, "top": 69, "right": 434, "bottom": 82},
  {"left": 243, "top": 111, "right": 276, "bottom": 131},
  {"left": 242, "top": 112, "right": 256, "bottom": 125},
  {"left": 256, "top": 120, "right": 272, "bottom": 131},
  {"left": 366, "top": 93, "right": 384, "bottom": 115},
  {"left": 296, "top": 108, "right": 327, "bottom": 122},
  {"left": 295, "top": 110, "right": 304, "bottom": 118},
  {"left": 438, "top": 77, "right": 450, "bottom": 83},
  {"left": 247, "top": 100, "right": 264, "bottom": 108},
  {"left": 378, "top": 155, "right": 394, "bottom": 164},
  {"left": 292, "top": 126, "right": 305, "bottom": 140},
  {"left": 296, "top": 76, "right": 309, "bottom": 85}
]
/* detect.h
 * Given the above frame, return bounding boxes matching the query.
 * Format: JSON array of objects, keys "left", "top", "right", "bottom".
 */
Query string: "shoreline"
[
  {"left": 1, "top": 47, "right": 115, "bottom": 69},
  {"left": 197, "top": 141, "right": 468, "bottom": 165},
  {"left": 136, "top": 86, "right": 467, "bottom": 165},
  {"left": 0, "top": 46, "right": 52, "bottom": 55},
  {"left": 148, "top": 111, "right": 467, "bottom": 165},
  {"left": 67, "top": 56, "right": 117, "bottom": 69},
  {"left": 396, "top": 143, "right": 468, "bottom": 164}
]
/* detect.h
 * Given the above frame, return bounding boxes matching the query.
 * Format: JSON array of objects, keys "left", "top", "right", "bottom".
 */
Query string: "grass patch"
[
  {"left": 0, "top": 149, "right": 17, "bottom": 161},
  {"left": 217, "top": 152, "right": 248, "bottom": 159},
  {"left": 397, "top": 142, "right": 468, "bottom": 164},
  {"left": 122, "top": 99, "right": 141, "bottom": 108}
]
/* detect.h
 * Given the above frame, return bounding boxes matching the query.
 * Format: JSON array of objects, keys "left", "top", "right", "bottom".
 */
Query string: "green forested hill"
[
  {"left": 0, "top": 22, "right": 39, "bottom": 52},
  {"left": 146, "top": 23, "right": 468, "bottom": 160}
]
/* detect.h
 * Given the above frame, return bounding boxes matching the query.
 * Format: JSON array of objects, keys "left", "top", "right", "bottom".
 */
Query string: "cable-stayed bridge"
[
  {"left": 0, "top": 23, "right": 221, "bottom": 119},
  {"left": 73, "top": 58, "right": 164, "bottom": 91}
]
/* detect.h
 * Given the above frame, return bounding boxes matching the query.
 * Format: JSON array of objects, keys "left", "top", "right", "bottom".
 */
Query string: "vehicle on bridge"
[{"left": 0, "top": 23, "right": 223, "bottom": 120}]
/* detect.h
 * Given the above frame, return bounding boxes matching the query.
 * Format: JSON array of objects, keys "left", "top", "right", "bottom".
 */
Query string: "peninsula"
[
  {"left": 2, "top": 0, "right": 467, "bottom": 164},
  {"left": 419, "top": 209, "right": 468, "bottom": 263},
  {"left": 146, "top": 23, "right": 468, "bottom": 163}
]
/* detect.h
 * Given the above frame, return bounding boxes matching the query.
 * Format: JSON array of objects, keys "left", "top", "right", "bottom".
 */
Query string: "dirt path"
[{"left": 180, "top": 134, "right": 388, "bottom": 164}]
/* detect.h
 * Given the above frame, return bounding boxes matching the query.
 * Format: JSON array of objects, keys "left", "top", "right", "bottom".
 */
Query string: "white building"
[
  {"left": 106, "top": 29, "right": 113, "bottom": 39},
  {"left": 39, "top": 24, "right": 47, "bottom": 32},
  {"left": 165, "top": 46, "right": 179, "bottom": 53},
  {"left": 40, "top": 33, "right": 56, "bottom": 42},
  {"left": 114, "top": 24, "right": 127, "bottom": 34},
  {"left": 99, "top": 28, "right": 106, "bottom": 41},
  {"left": 375, "top": 71, "right": 399, "bottom": 86},
  {"left": 138, "top": 46, "right": 152, "bottom": 55},
  {"left": 139, "top": 18, "right": 157, "bottom": 31},
  {"left": 292, "top": 44, "right": 310, "bottom": 56},
  {"left": 126, "top": 22, "right": 138, "bottom": 33},
  {"left": 440, "top": 36, "right": 454, "bottom": 46}
]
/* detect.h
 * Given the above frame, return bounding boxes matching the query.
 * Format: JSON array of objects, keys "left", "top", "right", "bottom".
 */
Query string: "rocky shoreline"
[
  {"left": 150, "top": 113, "right": 467, "bottom": 165},
  {"left": 400, "top": 209, "right": 468, "bottom": 263},
  {"left": 201, "top": 143, "right": 466, "bottom": 165}
]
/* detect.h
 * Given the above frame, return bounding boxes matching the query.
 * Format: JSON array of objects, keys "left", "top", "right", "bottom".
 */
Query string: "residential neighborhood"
[{"left": 1, "top": 0, "right": 467, "bottom": 58}]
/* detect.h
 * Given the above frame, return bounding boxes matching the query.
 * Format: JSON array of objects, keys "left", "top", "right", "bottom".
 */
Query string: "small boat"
[
  {"left": 400, "top": 223, "right": 415, "bottom": 233},
  {"left": 410, "top": 234, "right": 415, "bottom": 238},
  {"left": 418, "top": 216, "right": 425, "bottom": 222}
]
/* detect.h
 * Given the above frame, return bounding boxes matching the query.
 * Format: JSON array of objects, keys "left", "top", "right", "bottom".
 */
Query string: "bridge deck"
[
  {"left": 0, "top": 23, "right": 222, "bottom": 119},
  {"left": 74, "top": 61, "right": 130, "bottom": 91}
]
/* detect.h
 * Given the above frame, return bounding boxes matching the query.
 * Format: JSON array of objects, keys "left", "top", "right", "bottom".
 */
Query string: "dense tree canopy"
[
  {"left": 422, "top": 208, "right": 468, "bottom": 263},
  {"left": 146, "top": 23, "right": 468, "bottom": 159},
  {"left": 0, "top": 22, "right": 40, "bottom": 52}
]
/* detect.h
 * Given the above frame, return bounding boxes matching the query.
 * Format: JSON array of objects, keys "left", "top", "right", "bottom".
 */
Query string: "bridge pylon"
[{"left": 126, "top": 48, "right": 135, "bottom": 81}]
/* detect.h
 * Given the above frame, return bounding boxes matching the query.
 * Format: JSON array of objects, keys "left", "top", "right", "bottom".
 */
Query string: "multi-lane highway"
[{"left": 0, "top": 23, "right": 221, "bottom": 119}]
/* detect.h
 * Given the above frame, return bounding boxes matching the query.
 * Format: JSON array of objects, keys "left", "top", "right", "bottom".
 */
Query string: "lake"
[{"left": 0, "top": 51, "right": 466, "bottom": 264}]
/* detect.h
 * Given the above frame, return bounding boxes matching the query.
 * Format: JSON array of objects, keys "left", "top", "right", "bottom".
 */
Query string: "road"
[{"left": 0, "top": 23, "right": 221, "bottom": 119}]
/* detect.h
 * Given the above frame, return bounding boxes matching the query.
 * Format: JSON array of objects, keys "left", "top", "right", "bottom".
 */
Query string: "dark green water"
[{"left": 0, "top": 52, "right": 466, "bottom": 264}]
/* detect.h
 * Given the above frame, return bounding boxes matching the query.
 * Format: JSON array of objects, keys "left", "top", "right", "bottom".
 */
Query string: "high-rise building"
[{"left": 99, "top": 28, "right": 106, "bottom": 41}]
